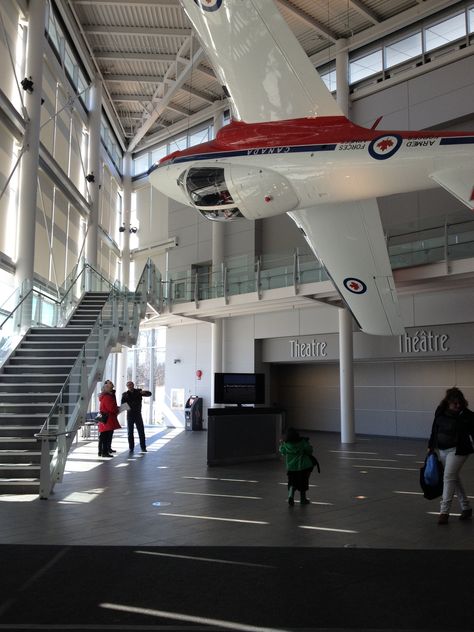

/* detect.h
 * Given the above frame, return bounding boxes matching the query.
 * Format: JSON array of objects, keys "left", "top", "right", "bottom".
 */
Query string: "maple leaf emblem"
[
  {"left": 349, "top": 281, "right": 361, "bottom": 291},
  {"left": 376, "top": 138, "right": 394, "bottom": 152}
]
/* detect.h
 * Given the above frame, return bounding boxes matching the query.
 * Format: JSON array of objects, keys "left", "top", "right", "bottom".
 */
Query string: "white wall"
[
  {"left": 272, "top": 359, "right": 474, "bottom": 439},
  {"left": 164, "top": 323, "right": 212, "bottom": 427},
  {"left": 154, "top": 51, "right": 474, "bottom": 438}
]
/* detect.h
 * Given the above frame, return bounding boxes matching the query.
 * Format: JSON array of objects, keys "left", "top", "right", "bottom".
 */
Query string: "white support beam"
[
  {"left": 275, "top": 0, "right": 338, "bottom": 43},
  {"left": 349, "top": 0, "right": 380, "bottom": 25},
  {"left": 127, "top": 38, "right": 204, "bottom": 152},
  {"left": 182, "top": 85, "right": 215, "bottom": 103},
  {"left": 195, "top": 64, "right": 216, "bottom": 79},
  {"left": 94, "top": 51, "right": 176, "bottom": 62},
  {"left": 72, "top": 0, "right": 179, "bottom": 5},
  {"left": 113, "top": 93, "right": 154, "bottom": 103},
  {"left": 83, "top": 25, "right": 191, "bottom": 37},
  {"left": 104, "top": 74, "right": 163, "bottom": 83},
  {"left": 135, "top": 100, "right": 228, "bottom": 154}
]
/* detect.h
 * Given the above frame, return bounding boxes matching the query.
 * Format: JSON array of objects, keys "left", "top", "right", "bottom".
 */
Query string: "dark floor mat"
[{"left": 0, "top": 545, "right": 470, "bottom": 631}]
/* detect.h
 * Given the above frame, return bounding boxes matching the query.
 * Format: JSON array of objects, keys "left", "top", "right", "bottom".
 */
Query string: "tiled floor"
[{"left": 1, "top": 426, "right": 474, "bottom": 550}]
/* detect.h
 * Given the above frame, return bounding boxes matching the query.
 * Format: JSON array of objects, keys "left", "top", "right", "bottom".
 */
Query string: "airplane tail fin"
[{"left": 180, "top": 0, "right": 343, "bottom": 123}]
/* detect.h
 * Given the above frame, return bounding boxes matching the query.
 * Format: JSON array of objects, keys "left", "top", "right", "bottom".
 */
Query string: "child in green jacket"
[{"left": 279, "top": 427, "right": 315, "bottom": 506}]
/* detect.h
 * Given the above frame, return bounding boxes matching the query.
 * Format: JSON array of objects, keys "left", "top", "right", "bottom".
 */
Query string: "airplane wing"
[
  {"left": 430, "top": 168, "right": 474, "bottom": 211},
  {"left": 288, "top": 200, "right": 405, "bottom": 336},
  {"left": 180, "top": 0, "right": 343, "bottom": 122}
]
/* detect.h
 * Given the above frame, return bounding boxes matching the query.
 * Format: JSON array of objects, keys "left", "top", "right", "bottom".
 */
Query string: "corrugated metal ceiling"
[{"left": 66, "top": 0, "right": 463, "bottom": 151}]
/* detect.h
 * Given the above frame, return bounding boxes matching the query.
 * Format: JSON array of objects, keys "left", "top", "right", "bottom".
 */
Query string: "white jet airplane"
[{"left": 149, "top": 0, "right": 474, "bottom": 336}]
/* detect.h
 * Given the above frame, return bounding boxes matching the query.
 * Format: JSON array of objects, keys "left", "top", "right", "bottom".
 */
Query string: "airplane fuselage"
[{"left": 149, "top": 118, "right": 474, "bottom": 220}]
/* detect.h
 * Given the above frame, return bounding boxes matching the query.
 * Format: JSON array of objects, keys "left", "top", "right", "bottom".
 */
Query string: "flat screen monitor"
[{"left": 214, "top": 372, "right": 265, "bottom": 406}]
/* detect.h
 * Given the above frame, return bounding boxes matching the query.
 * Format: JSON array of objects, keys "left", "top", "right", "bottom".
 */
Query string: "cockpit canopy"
[{"left": 178, "top": 167, "right": 244, "bottom": 221}]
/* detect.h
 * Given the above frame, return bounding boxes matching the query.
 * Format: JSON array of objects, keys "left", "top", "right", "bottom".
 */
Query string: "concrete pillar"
[
  {"left": 335, "top": 38, "right": 350, "bottom": 118},
  {"left": 85, "top": 79, "right": 102, "bottom": 268},
  {"left": 15, "top": 0, "right": 47, "bottom": 294},
  {"left": 122, "top": 152, "right": 132, "bottom": 289},
  {"left": 336, "top": 38, "right": 355, "bottom": 443},
  {"left": 339, "top": 307, "right": 355, "bottom": 444},
  {"left": 116, "top": 346, "right": 128, "bottom": 411},
  {"left": 211, "top": 109, "right": 225, "bottom": 401}
]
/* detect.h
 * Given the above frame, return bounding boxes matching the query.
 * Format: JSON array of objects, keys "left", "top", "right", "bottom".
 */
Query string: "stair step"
[
  {"left": 0, "top": 426, "right": 54, "bottom": 438},
  {"left": 0, "top": 479, "right": 40, "bottom": 494},
  {"left": 0, "top": 384, "right": 64, "bottom": 393},
  {"left": 0, "top": 451, "right": 43, "bottom": 464},
  {"left": 0, "top": 465, "right": 41, "bottom": 478},
  {"left": 0, "top": 438, "right": 50, "bottom": 448},
  {"left": 0, "top": 374, "right": 72, "bottom": 382}
]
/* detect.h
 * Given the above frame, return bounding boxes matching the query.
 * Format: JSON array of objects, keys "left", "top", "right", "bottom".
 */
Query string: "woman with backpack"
[{"left": 428, "top": 387, "right": 474, "bottom": 524}]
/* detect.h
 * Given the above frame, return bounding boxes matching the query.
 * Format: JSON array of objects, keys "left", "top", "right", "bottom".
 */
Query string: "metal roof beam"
[
  {"left": 275, "top": 0, "right": 338, "bottom": 43},
  {"left": 72, "top": 0, "right": 180, "bottom": 6},
  {"left": 182, "top": 85, "right": 215, "bottom": 103},
  {"left": 83, "top": 25, "right": 191, "bottom": 37},
  {"left": 195, "top": 64, "right": 216, "bottom": 79},
  {"left": 104, "top": 74, "right": 163, "bottom": 83},
  {"left": 349, "top": 0, "right": 380, "bottom": 25},
  {"left": 94, "top": 51, "right": 176, "bottom": 62},
  {"left": 112, "top": 93, "right": 153, "bottom": 102},
  {"left": 128, "top": 38, "right": 204, "bottom": 151},
  {"left": 134, "top": 100, "right": 228, "bottom": 154},
  {"left": 166, "top": 103, "right": 192, "bottom": 116}
]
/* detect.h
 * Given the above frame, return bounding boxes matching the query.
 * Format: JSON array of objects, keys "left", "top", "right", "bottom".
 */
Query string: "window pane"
[
  {"left": 321, "top": 69, "right": 336, "bottom": 92},
  {"left": 169, "top": 135, "right": 187, "bottom": 152},
  {"left": 189, "top": 127, "right": 209, "bottom": 147},
  {"left": 425, "top": 13, "right": 466, "bottom": 52},
  {"left": 468, "top": 7, "right": 474, "bottom": 33},
  {"left": 386, "top": 32, "right": 422, "bottom": 68},
  {"left": 134, "top": 154, "right": 149, "bottom": 175},
  {"left": 151, "top": 146, "right": 167, "bottom": 164},
  {"left": 349, "top": 50, "right": 382, "bottom": 84}
]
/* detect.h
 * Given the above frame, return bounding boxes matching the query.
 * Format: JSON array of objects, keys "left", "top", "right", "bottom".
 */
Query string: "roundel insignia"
[
  {"left": 368, "top": 134, "right": 402, "bottom": 160},
  {"left": 193, "top": 0, "right": 223, "bottom": 11},
  {"left": 343, "top": 277, "right": 367, "bottom": 294}
]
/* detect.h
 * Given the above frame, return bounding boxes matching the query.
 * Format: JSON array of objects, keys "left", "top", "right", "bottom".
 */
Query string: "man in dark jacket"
[{"left": 121, "top": 381, "right": 152, "bottom": 452}]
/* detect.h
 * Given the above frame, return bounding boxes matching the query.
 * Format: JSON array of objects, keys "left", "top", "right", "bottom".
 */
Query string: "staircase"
[{"left": 0, "top": 292, "right": 110, "bottom": 494}]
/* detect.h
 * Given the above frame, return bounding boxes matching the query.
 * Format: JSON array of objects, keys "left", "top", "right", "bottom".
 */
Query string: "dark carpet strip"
[{"left": 0, "top": 545, "right": 470, "bottom": 631}]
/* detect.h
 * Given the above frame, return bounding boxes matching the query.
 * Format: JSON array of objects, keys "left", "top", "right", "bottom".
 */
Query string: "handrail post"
[
  {"left": 194, "top": 270, "right": 199, "bottom": 308},
  {"left": 444, "top": 218, "right": 449, "bottom": 275},
  {"left": 112, "top": 293, "right": 118, "bottom": 339},
  {"left": 80, "top": 350, "right": 88, "bottom": 400},
  {"left": 223, "top": 264, "right": 228, "bottom": 304},
  {"left": 98, "top": 316, "right": 105, "bottom": 362},
  {"left": 293, "top": 249, "right": 300, "bottom": 294},
  {"left": 56, "top": 403, "right": 66, "bottom": 484},
  {"left": 85, "top": 265, "right": 92, "bottom": 292},
  {"left": 256, "top": 256, "right": 262, "bottom": 300},
  {"left": 39, "top": 436, "right": 52, "bottom": 499},
  {"left": 33, "top": 292, "right": 41, "bottom": 326},
  {"left": 168, "top": 280, "right": 173, "bottom": 310}
]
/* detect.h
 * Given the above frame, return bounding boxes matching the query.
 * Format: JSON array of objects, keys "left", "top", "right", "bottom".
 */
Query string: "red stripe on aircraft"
[{"left": 160, "top": 117, "right": 474, "bottom": 165}]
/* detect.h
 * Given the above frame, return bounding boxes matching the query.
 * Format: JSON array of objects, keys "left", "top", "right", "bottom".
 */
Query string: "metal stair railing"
[
  {"left": 35, "top": 293, "right": 119, "bottom": 499},
  {"left": 32, "top": 259, "right": 161, "bottom": 498}
]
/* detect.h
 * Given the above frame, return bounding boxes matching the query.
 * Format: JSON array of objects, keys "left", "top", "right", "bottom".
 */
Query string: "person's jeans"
[
  {"left": 127, "top": 414, "right": 146, "bottom": 450},
  {"left": 438, "top": 448, "right": 470, "bottom": 514}
]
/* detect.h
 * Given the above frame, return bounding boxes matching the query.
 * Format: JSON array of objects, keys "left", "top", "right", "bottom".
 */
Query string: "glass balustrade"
[{"left": 164, "top": 211, "right": 474, "bottom": 306}]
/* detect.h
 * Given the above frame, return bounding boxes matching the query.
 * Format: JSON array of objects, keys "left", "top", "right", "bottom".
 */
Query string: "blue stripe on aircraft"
[
  {"left": 440, "top": 137, "right": 474, "bottom": 146},
  {"left": 167, "top": 144, "right": 338, "bottom": 165}
]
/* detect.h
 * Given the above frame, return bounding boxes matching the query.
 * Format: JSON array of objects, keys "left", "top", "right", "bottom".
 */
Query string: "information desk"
[{"left": 207, "top": 407, "right": 284, "bottom": 466}]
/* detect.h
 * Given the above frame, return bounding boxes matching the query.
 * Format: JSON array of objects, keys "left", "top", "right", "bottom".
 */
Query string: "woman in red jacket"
[{"left": 98, "top": 380, "right": 121, "bottom": 457}]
